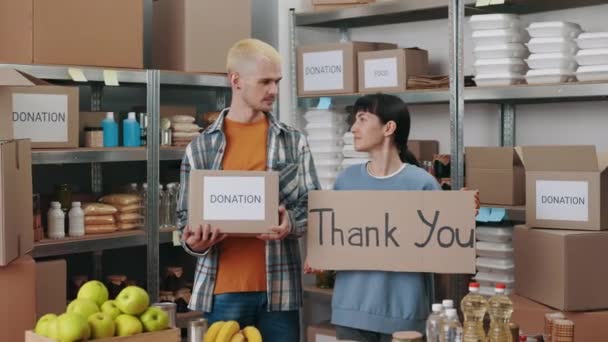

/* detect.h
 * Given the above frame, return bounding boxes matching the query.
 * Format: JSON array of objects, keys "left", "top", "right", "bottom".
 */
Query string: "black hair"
[{"left": 351, "top": 93, "right": 418, "bottom": 165}]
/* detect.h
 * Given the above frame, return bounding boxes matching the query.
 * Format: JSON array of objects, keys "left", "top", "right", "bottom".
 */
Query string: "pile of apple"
[
  {"left": 34, "top": 280, "right": 170, "bottom": 341},
  {"left": 204, "top": 321, "right": 262, "bottom": 342}
]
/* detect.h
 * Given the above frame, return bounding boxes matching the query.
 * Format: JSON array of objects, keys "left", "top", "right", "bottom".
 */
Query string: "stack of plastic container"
[
  {"left": 575, "top": 32, "right": 608, "bottom": 82},
  {"left": 471, "top": 14, "right": 529, "bottom": 87},
  {"left": 525, "top": 22, "right": 581, "bottom": 84},
  {"left": 474, "top": 226, "right": 515, "bottom": 296},
  {"left": 341, "top": 132, "right": 369, "bottom": 171},
  {"left": 304, "top": 109, "right": 348, "bottom": 190}
]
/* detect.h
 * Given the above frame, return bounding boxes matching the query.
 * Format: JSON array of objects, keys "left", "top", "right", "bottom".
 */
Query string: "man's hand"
[
  {"left": 182, "top": 224, "right": 227, "bottom": 253},
  {"left": 257, "top": 206, "right": 291, "bottom": 241}
]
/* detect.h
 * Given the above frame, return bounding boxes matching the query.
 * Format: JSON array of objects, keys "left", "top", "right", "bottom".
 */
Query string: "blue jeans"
[{"left": 205, "top": 292, "right": 299, "bottom": 342}]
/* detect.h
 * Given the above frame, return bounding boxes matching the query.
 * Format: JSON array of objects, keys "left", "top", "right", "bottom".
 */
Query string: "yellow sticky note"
[
  {"left": 490, "top": 0, "right": 505, "bottom": 4},
  {"left": 172, "top": 230, "right": 181, "bottom": 246},
  {"left": 476, "top": 0, "right": 491, "bottom": 6},
  {"left": 68, "top": 68, "right": 87, "bottom": 82},
  {"left": 103, "top": 70, "right": 119, "bottom": 86}
]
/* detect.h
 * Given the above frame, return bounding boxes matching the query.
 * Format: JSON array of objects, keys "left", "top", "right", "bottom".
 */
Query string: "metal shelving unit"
[
  {"left": 32, "top": 230, "right": 146, "bottom": 258},
  {"left": 31, "top": 147, "right": 186, "bottom": 165}
]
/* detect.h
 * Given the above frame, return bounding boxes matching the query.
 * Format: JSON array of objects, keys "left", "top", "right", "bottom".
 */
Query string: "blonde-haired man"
[{"left": 177, "top": 38, "right": 320, "bottom": 340}]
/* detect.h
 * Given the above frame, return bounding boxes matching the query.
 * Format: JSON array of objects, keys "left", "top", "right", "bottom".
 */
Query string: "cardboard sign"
[
  {"left": 536, "top": 180, "right": 589, "bottom": 222},
  {"left": 302, "top": 50, "right": 344, "bottom": 92},
  {"left": 13, "top": 93, "right": 69, "bottom": 143},
  {"left": 188, "top": 170, "right": 279, "bottom": 234},
  {"left": 307, "top": 190, "right": 476, "bottom": 274},
  {"left": 364, "top": 57, "right": 399, "bottom": 88}
]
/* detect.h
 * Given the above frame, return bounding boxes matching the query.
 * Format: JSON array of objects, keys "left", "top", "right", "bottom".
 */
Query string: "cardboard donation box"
[
  {"left": 514, "top": 225, "right": 608, "bottom": 311},
  {"left": 312, "top": 0, "right": 375, "bottom": 12},
  {"left": 307, "top": 323, "right": 338, "bottom": 342},
  {"left": 153, "top": 0, "right": 251, "bottom": 73},
  {"left": 33, "top": 0, "right": 144, "bottom": 68},
  {"left": 522, "top": 145, "right": 608, "bottom": 230},
  {"left": 25, "top": 328, "right": 181, "bottom": 342},
  {"left": 0, "top": 0, "right": 32, "bottom": 64},
  {"left": 35, "top": 259, "right": 67, "bottom": 318},
  {"left": 465, "top": 147, "right": 525, "bottom": 206},
  {"left": 0, "top": 255, "right": 36, "bottom": 342},
  {"left": 0, "top": 139, "right": 33, "bottom": 267},
  {"left": 358, "top": 48, "right": 429, "bottom": 93},
  {"left": 188, "top": 170, "right": 279, "bottom": 234},
  {"left": 409, "top": 140, "right": 439, "bottom": 165},
  {"left": 307, "top": 191, "right": 476, "bottom": 273},
  {"left": 0, "top": 68, "right": 79, "bottom": 149},
  {"left": 297, "top": 42, "right": 397, "bottom": 96}
]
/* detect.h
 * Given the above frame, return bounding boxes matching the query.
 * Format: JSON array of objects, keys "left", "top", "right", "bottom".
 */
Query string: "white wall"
[{"left": 277, "top": 3, "right": 608, "bottom": 153}]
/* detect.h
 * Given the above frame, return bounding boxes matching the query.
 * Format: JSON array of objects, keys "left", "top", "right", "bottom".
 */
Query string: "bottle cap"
[
  {"left": 106, "top": 112, "right": 114, "bottom": 120},
  {"left": 50, "top": 201, "right": 61, "bottom": 209},
  {"left": 469, "top": 282, "right": 480, "bottom": 292},
  {"left": 446, "top": 308, "right": 457, "bottom": 317},
  {"left": 128, "top": 112, "right": 136, "bottom": 120},
  {"left": 495, "top": 283, "right": 506, "bottom": 293},
  {"left": 442, "top": 299, "right": 454, "bottom": 308},
  {"left": 432, "top": 303, "right": 443, "bottom": 313},
  {"left": 72, "top": 202, "right": 81, "bottom": 207}
]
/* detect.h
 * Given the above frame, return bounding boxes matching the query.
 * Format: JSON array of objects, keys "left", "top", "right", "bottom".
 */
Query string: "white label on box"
[
  {"left": 316, "top": 335, "right": 339, "bottom": 342},
  {"left": 364, "top": 57, "right": 399, "bottom": 88},
  {"left": 302, "top": 50, "right": 344, "bottom": 91},
  {"left": 203, "top": 176, "right": 266, "bottom": 221},
  {"left": 12, "top": 93, "right": 69, "bottom": 142},
  {"left": 536, "top": 180, "right": 589, "bottom": 221}
]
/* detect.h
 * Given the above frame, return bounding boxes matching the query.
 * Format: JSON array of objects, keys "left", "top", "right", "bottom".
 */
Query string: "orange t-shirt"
[{"left": 214, "top": 116, "right": 268, "bottom": 295}]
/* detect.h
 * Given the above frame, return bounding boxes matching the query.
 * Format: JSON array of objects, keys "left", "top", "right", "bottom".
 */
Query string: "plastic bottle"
[
  {"left": 441, "top": 308, "right": 463, "bottom": 342},
  {"left": 426, "top": 303, "right": 444, "bottom": 342},
  {"left": 68, "top": 202, "right": 85, "bottom": 237},
  {"left": 102, "top": 112, "right": 119, "bottom": 147},
  {"left": 47, "top": 201, "right": 65, "bottom": 239},
  {"left": 123, "top": 112, "right": 141, "bottom": 147},
  {"left": 487, "top": 284, "right": 513, "bottom": 342},
  {"left": 461, "top": 282, "right": 488, "bottom": 342},
  {"left": 440, "top": 299, "right": 454, "bottom": 322}
]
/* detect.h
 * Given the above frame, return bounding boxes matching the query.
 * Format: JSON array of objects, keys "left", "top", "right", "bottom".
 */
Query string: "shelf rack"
[{"left": 31, "top": 147, "right": 186, "bottom": 165}]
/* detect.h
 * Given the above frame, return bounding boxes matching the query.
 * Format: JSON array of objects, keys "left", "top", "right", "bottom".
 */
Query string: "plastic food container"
[
  {"left": 475, "top": 271, "right": 515, "bottom": 284},
  {"left": 319, "top": 178, "right": 336, "bottom": 190},
  {"left": 304, "top": 110, "right": 345, "bottom": 122},
  {"left": 474, "top": 72, "right": 525, "bottom": 87},
  {"left": 476, "top": 241, "right": 514, "bottom": 258},
  {"left": 476, "top": 227, "right": 513, "bottom": 243},
  {"left": 476, "top": 257, "right": 515, "bottom": 274},
  {"left": 342, "top": 132, "right": 355, "bottom": 145},
  {"left": 469, "top": 14, "right": 520, "bottom": 31},
  {"left": 342, "top": 158, "right": 368, "bottom": 167},
  {"left": 480, "top": 285, "right": 513, "bottom": 297},
  {"left": 576, "top": 65, "right": 608, "bottom": 82},
  {"left": 576, "top": 48, "right": 608, "bottom": 66},
  {"left": 527, "top": 37, "right": 578, "bottom": 54},
  {"left": 576, "top": 32, "right": 608, "bottom": 49},
  {"left": 317, "top": 170, "right": 339, "bottom": 179},
  {"left": 526, "top": 52, "right": 577, "bottom": 70},
  {"left": 472, "top": 29, "right": 529, "bottom": 46},
  {"left": 308, "top": 137, "right": 343, "bottom": 148},
  {"left": 316, "top": 164, "right": 341, "bottom": 174},
  {"left": 474, "top": 43, "right": 528, "bottom": 59},
  {"left": 526, "top": 21, "right": 582, "bottom": 39},
  {"left": 343, "top": 150, "right": 370, "bottom": 159},
  {"left": 311, "top": 145, "right": 343, "bottom": 160},
  {"left": 474, "top": 58, "right": 527, "bottom": 74},
  {"left": 307, "top": 127, "right": 347, "bottom": 139},
  {"left": 525, "top": 69, "right": 575, "bottom": 84}
]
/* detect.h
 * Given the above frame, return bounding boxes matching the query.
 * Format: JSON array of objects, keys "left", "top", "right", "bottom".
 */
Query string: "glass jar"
[
  {"left": 392, "top": 331, "right": 423, "bottom": 342},
  {"left": 166, "top": 182, "right": 179, "bottom": 229},
  {"left": 160, "top": 184, "right": 171, "bottom": 229},
  {"left": 315, "top": 270, "right": 336, "bottom": 289},
  {"left": 84, "top": 127, "right": 104, "bottom": 148}
]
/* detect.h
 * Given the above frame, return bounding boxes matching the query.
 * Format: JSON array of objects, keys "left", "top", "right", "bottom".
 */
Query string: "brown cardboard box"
[
  {"left": 0, "top": 0, "right": 32, "bottom": 64},
  {"left": 0, "top": 255, "right": 36, "bottom": 342},
  {"left": 35, "top": 259, "right": 66, "bottom": 318},
  {"left": 511, "top": 294, "right": 608, "bottom": 341},
  {"left": 522, "top": 145, "right": 608, "bottom": 230},
  {"left": 313, "top": 4, "right": 368, "bottom": 11},
  {"left": 0, "top": 69, "right": 79, "bottom": 149},
  {"left": 307, "top": 322, "right": 337, "bottom": 342},
  {"left": 297, "top": 42, "right": 397, "bottom": 96},
  {"left": 33, "top": 0, "right": 144, "bottom": 68},
  {"left": 358, "top": 48, "right": 429, "bottom": 93},
  {"left": 466, "top": 147, "right": 525, "bottom": 206},
  {"left": 313, "top": 0, "right": 374, "bottom": 4},
  {"left": 153, "top": 0, "right": 251, "bottom": 73},
  {"left": 188, "top": 170, "right": 279, "bottom": 234},
  {"left": 409, "top": 140, "right": 439, "bottom": 164},
  {"left": 514, "top": 225, "right": 608, "bottom": 311},
  {"left": 25, "top": 328, "right": 181, "bottom": 342},
  {"left": 0, "top": 140, "right": 33, "bottom": 266}
]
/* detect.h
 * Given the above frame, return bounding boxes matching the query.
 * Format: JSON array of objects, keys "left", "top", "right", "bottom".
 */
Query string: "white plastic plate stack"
[
  {"left": 341, "top": 132, "right": 369, "bottom": 173},
  {"left": 576, "top": 32, "right": 608, "bottom": 82},
  {"left": 470, "top": 14, "right": 529, "bottom": 87},
  {"left": 304, "top": 109, "right": 348, "bottom": 190},
  {"left": 474, "top": 226, "right": 516, "bottom": 296},
  {"left": 525, "top": 22, "right": 581, "bottom": 84}
]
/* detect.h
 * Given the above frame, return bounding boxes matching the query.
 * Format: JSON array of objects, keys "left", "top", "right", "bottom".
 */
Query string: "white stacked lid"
[
  {"left": 304, "top": 109, "right": 348, "bottom": 190},
  {"left": 525, "top": 22, "right": 581, "bottom": 84},
  {"left": 575, "top": 32, "right": 608, "bottom": 82},
  {"left": 471, "top": 14, "right": 529, "bottom": 87},
  {"left": 474, "top": 226, "right": 515, "bottom": 296},
  {"left": 341, "top": 132, "right": 369, "bottom": 172}
]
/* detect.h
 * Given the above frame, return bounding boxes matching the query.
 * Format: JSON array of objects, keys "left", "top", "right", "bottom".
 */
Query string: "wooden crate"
[{"left": 25, "top": 328, "right": 180, "bottom": 342}]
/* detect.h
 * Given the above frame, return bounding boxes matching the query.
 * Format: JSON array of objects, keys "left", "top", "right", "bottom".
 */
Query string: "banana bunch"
[{"left": 204, "top": 321, "right": 262, "bottom": 342}]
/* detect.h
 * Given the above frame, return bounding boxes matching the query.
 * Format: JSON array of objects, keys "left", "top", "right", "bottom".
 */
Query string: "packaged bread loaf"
[
  {"left": 172, "top": 131, "right": 200, "bottom": 138},
  {"left": 117, "top": 222, "right": 140, "bottom": 231},
  {"left": 171, "top": 115, "right": 195, "bottom": 124},
  {"left": 172, "top": 123, "right": 201, "bottom": 133},
  {"left": 99, "top": 194, "right": 141, "bottom": 206},
  {"left": 115, "top": 213, "right": 144, "bottom": 223},
  {"left": 114, "top": 204, "right": 144, "bottom": 213},
  {"left": 85, "top": 225, "right": 118, "bottom": 234},
  {"left": 83, "top": 203, "right": 118, "bottom": 216},
  {"left": 84, "top": 215, "right": 115, "bottom": 225}
]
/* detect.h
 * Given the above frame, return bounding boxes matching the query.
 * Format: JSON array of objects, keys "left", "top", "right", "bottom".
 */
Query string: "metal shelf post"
[
  {"left": 289, "top": 9, "right": 299, "bottom": 127},
  {"left": 146, "top": 70, "right": 160, "bottom": 301},
  {"left": 449, "top": 0, "right": 465, "bottom": 190},
  {"left": 501, "top": 103, "right": 516, "bottom": 147}
]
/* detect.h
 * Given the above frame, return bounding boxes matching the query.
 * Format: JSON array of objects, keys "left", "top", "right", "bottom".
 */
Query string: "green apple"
[
  {"left": 88, "top": 312, "right": 115, "bottom": 339},
  {"left": 115, "top": 314, "right": 143, "bottom": 336},
  {"left": 34, "top": 314, "right": 58, "bottom": 337},
  {"left": 101, "top": 300, "right": 122, "bottom": 320},
  {"left": 46, "top": 319, "right": 59, "bottom": 340},
  {"left": 115, "top": 286, "right": 150, "bottom": 315},
  {"left": 77, "top": 280, "right": 109, "bottom": 307},
  {"left": 67, "top": 298, "right": 100, "bottom": 319},
  {"left": 56, "top": 312, "right": 90, "bottom": 342},
  {"left": 139, "top": 307, "right": 169, "bottom": 332}
]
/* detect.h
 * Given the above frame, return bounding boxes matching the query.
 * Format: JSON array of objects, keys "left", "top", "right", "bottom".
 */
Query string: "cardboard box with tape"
[
  {"left": 409, "top": 140, "right": 439, "bottom": 165},
  {"left": 358, "top": 48, "right": 429, "bottom": 93},
  {"left": 0, "top": 255, "right": 36, "bottom": 342},
  {"left": 522, "top": 145, "right": 608, "bottom": 230}
]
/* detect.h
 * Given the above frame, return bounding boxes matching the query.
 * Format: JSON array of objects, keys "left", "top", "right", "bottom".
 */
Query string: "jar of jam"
[{"left": 315, "top": 270, "right": 336, "bottom": 289}]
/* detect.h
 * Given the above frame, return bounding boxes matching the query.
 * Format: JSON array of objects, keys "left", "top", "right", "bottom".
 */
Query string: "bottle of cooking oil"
[
  {"left": 487, "top": 283, "right": 513, "bottom": 342},
  {"left": 461, "top": 282, "right": 487, "bottom": 342},
  {"left": 440, "top": 308, "right": 463, "bottom": 342}
]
